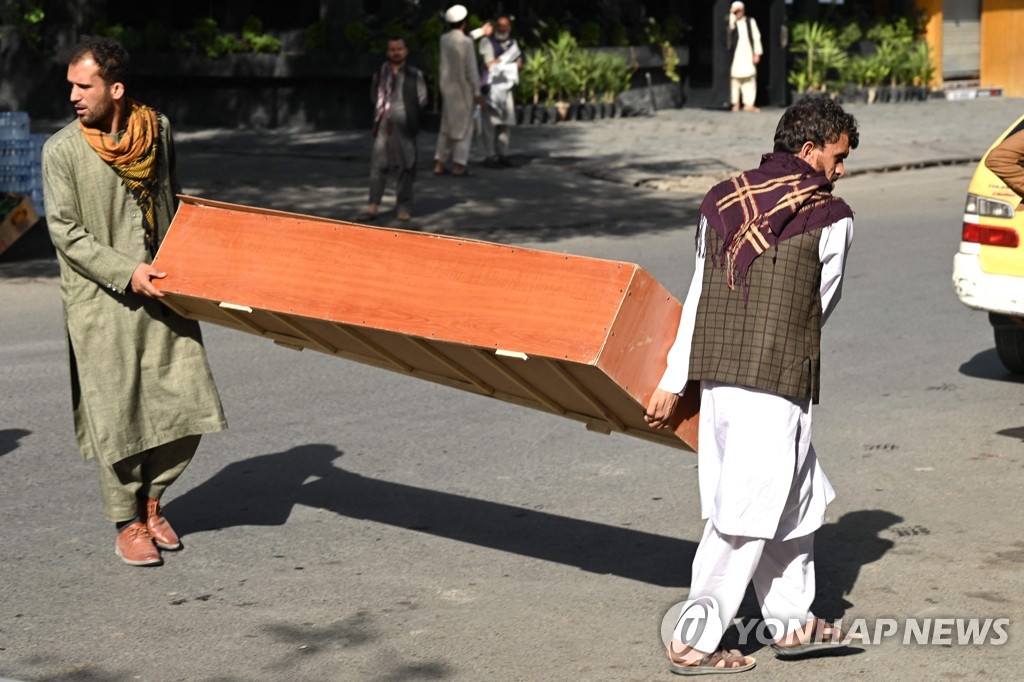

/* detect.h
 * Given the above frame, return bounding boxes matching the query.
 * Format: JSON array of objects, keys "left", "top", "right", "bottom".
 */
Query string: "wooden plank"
[
  {"left": 469, "top": 348, "right": 566, "bottom": 416},
  {"left": 405, "top": 336, "right": 496, "bottom": 396},
  {"left": 542, "top": 358, "right": 625, "bottom": 432},
  {"left": 331, "top": 323, "right": 414, "bottom": 373},
  {"left": 266, "top": 312, "right": 339, "bottom": 354}
]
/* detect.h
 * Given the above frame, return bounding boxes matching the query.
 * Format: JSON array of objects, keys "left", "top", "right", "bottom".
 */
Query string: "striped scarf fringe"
[{"left": 700, "top": 153, "right": 852, "bottom": 296}]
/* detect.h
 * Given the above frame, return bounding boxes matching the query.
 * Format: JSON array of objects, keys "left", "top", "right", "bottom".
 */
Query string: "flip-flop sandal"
[
  {"left": 770, "top": 620, "right": 853, "bottom": 659},
  {"left": 668, "top": 649, "right": 755, "bottom": 675},
  {"left": 433, "top": 167, "right": 448, "bottom": 175}
]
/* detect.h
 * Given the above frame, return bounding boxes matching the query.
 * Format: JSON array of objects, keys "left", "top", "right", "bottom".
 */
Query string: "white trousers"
[
  {"left": 434, "top": 119, "right": 474, "bottom": 166},
  {"left": 730, "top": 76, "right": 757, "bottom": 108},
  {"left": 481, "top": 117, "right": 510, "bottom": 158},
  {"left": 689, "top": 520, "right": 816, "bottom": 645},
  {"left": 697, "top": 382, "right": 833, "bottom": 540},
  {"left": 683, "top": 381, "right": 832, "bottom": 651}
]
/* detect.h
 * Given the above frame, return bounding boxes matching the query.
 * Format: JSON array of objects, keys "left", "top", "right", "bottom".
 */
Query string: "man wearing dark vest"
[
  {"left": 360, "top": 37, "right": 428, "bottom": 223},
  {"left": 644, "top": 96, "right": 859, "bottom": 673}
]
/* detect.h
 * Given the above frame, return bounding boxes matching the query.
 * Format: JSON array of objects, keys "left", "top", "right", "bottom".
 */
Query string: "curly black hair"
[
  {"left": 773, "top": 96, "right": 859, "bottom": 153},
  {"left": 64, "top": 35, "right": 131, "bottom": 87}
]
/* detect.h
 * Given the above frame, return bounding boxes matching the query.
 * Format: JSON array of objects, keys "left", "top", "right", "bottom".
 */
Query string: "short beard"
[{"left": 80, "top": 96, "right": 116, "bottom": 130}]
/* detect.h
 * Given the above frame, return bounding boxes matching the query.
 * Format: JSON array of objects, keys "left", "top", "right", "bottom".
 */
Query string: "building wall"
[
  {"left": 915, "top": 0, "right": 943, "bottom": 88},
  {"left": 980, "top": 0, "right": 1024, "bottom": 97},
  {"left": 916, "top": 0, "right": 1024, "bottom": 96}
]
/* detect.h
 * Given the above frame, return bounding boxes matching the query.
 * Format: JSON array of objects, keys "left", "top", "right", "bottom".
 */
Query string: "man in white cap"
[
  {"left": 433, "top": 4, "right": 484, "bottom": 177},
  {"left": 727, "top": 1, "right": 763, "bottom": 112}
]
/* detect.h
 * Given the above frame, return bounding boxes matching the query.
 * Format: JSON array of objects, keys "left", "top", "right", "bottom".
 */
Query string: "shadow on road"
[
  {"left": 958, "top": 349, "right": 1024, "bottom": 384},
  {"left": 997, "top": 426, "right": 1024, "bottom": 442},
  {"left": 167, "top": 444, "right": 903, "bottom": 597},
  {"left": 813, "top": 509, "right": 903, "bottom": 618},
  {"left": 257, "top": 615, "right": 451, "bottom": 679},
  {"left": 0, "top": 428, "right": 31, "bottom": 456},
  {"left": 165, "top": 443, "right": 696, "bottom": 587},
  {"left": 724, "top": 509, "right": 901, "bottom": 655}
]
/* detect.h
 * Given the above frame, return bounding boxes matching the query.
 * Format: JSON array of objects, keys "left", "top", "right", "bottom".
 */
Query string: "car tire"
[{"left": 991, "top": 313, "right": 1024, "bottom": 374}]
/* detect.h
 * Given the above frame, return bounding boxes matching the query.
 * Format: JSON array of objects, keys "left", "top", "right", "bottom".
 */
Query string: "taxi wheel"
[{"left": 993, "top": 323, "right": 1024, "bottom": 374}]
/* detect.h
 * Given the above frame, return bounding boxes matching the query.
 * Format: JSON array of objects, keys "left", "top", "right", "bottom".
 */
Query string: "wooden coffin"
[{"left": 153, "top": 196, "right": 700, "bottom": 451}]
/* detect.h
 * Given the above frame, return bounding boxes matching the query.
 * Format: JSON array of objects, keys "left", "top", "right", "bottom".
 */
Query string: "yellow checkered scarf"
[{"left": 80, "top": 100, "right": 161, "bottom": 255}]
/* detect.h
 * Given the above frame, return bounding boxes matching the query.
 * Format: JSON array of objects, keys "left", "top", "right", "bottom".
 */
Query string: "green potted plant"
[
  {"left": 904, "top": 40, "right": 935, "bottom": 100},
  {"left": 590, "top": 51, "right": 626, "bottom": 118},
  {"left": 866, "top": 18, "right": 915, "bottom": 102},
  {"left": 544, "top": 31, "right": 578, "bottom": 121},
  {"left": 518, "top": 48, "right": 550, "bottom": 123},
  {"left": 788, "top": 20, "right": 851, "bottom": 98}
]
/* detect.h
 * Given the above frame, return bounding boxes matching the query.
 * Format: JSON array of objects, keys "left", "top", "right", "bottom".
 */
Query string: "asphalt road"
[{"left": 2, "top": 163, "right": 1023, "bottom": 681}]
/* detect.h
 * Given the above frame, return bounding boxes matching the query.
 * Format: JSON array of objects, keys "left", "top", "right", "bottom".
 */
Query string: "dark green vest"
[{"left": 689, "top": 227, "right": 824, "bottom": 402}]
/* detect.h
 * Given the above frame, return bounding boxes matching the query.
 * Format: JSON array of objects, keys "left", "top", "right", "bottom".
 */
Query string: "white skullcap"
[
  {"left": 445, "top": 5, "right": 468, "bottom": 23},
  {"left": 731, "top": 1, "right": 745, "bottom": 10}
]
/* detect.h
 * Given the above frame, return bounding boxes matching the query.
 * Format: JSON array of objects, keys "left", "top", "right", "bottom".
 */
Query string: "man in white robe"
[
  {"left": 433, "top": 4, "right": 483, "bottom": 177},
  {"left": 728, "top": 1, "right": 763, "bottom": 112},
  {"left": 645, "top": 96, "right": 860, "bottom": 674}
]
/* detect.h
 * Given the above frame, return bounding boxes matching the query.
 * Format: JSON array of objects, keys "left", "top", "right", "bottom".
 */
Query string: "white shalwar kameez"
[
  {"left": 658, "top": 214, "right": 853, "bottom": 640},
  {"left": 729, "top": 16, "right": 762, "bottom": 108}
]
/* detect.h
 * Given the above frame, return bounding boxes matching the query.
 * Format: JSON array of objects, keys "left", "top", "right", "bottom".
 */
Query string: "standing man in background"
[
  {"left": 43, "top": 36, "right": 227, "bottom": 567},
  {"left": 360, "top": 37, "right": 428, "bottom": 223},
  {"left": 478, "top": 15, "right": 521, "bottom": 168},
  {"left": 728, "top": 1, "right": 763, "bottom": 112},
  {"left": 434, "top": 4, "right": 484, "bottom": 177}
]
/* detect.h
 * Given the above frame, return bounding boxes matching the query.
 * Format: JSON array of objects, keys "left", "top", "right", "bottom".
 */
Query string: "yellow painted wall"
[
  {"left": 981, "top": 0, "right": 1024, "bottom": 96},
  {"left": 915, "top": 0, "right": 944, "bottom": 88}
]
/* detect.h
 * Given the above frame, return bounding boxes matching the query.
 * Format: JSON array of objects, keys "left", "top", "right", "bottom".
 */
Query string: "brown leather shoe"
[
  {"left": 141, "top": 498, "right": 182, "bottom": 551},
  {"left": 115, "top": 521, "right": 162, "bottom": 566}
]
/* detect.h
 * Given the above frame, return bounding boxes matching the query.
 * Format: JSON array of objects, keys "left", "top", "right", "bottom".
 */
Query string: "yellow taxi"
[{"left": 952, "top": 115, "right": 1024, "bottom": 374}]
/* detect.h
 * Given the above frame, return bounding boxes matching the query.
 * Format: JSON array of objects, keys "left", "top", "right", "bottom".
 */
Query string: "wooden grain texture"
[{"left": 153, "top": 196, "right": 700, "bottom": 451}]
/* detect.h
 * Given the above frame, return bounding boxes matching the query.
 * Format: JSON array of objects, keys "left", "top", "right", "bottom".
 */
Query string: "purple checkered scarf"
[{"left": 699, "top": 152, "right": 853, "bottom": 291}]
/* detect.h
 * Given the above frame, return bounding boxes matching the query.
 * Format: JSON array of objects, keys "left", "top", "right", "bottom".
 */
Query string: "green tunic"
[{"left": 42, "top": 112, "right": 227, "bottom": 465}]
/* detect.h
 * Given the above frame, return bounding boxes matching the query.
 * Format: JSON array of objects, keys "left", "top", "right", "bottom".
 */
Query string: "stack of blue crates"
[{"left": 0, "top": 111, "right": 45, "bottom": 216}]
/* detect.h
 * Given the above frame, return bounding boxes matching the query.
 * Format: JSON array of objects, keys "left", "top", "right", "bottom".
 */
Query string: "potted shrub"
[
  {"left": 865, "top": 18, "right": 916, "bottom": 102},
  {"left": 904, "top": 40, "right": 935, "bottom": 100},
  {"left": 517, "top": 47, "right": 548, "bottom": 123},
  {"left": 788, "top": 20, "right": 853, "bottom": 99},
  {"left": 591, "top": 51, "right": 632, "bottom": 118},
  {"left": 544, "top": 31, "right": 578, "bottom": 121},
  {"left": 518, "top": 29, "right": 633, "bottom": 124}
]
